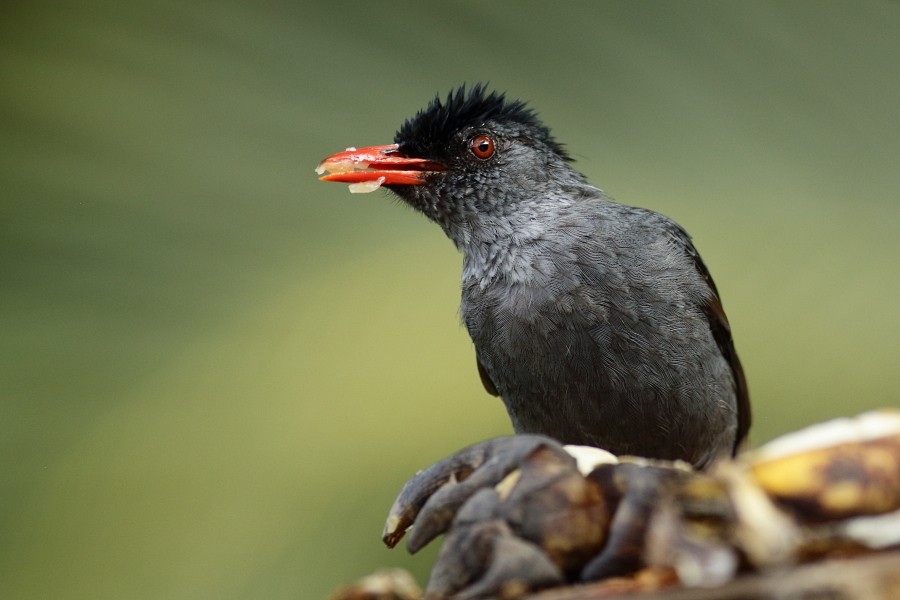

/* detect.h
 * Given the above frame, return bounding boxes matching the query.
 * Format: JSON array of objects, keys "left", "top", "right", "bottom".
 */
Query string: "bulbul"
[{"left": 318, "top": 84, "right": 749, "bottom": 468}]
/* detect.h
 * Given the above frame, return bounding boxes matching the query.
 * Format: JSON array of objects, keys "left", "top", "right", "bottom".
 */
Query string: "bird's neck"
[
  {"left": 434, "top": 179, "right": 605, "bottom": 288},
  {"left": 460, "top": 239, "right": 524, "bottom": 288},
  {"left": 450, "top": 206, "right": 555, "bottom": 289}
]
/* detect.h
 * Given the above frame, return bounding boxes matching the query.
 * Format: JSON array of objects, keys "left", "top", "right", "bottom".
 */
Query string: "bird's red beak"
[{"left": 316, "top": 144, "right": 444, "bottom": 189}]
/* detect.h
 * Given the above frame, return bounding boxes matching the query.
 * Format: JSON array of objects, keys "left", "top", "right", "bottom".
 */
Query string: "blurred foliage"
[{"left": 1, "top": 1, "right": 899, "bottom": 599}]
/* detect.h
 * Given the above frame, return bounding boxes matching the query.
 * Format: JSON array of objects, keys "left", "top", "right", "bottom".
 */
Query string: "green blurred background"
[{"left": 2, "top": 1, "right": 899, "bottom": 599}]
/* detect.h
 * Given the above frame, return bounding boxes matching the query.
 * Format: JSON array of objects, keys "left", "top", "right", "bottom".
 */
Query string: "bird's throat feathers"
[
  {"left": 453, "top": 198, "right": 582, "bottom": 289},
  {"left": 389, "top": 175, "right": 603, "bottom": 289},
  {"left": 460, "top": 236, "right": 546, "bottom": 288}
]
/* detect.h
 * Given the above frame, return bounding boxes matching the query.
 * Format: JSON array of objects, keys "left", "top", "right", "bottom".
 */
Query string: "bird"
[{"left": 318, "top": 84, "right": 750, "bottom": 469}]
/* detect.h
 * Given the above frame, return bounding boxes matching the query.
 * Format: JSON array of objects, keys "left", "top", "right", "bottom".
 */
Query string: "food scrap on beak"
[{"left": 316, "top": 144, "right": 443, "bottom": 193}]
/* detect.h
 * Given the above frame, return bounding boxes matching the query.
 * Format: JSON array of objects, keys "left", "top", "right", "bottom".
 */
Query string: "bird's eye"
[{"left": 470, "top": 135, "right": 495, "bottom": 160}]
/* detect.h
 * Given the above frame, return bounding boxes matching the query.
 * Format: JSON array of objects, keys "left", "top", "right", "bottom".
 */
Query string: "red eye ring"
[{"left": 470, "top": 135, "right": 495, "bottom": 160}]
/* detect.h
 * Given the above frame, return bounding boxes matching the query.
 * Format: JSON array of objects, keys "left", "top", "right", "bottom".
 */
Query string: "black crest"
[{"left": 394, "top": 84, "right": 571, "bottom": 162}]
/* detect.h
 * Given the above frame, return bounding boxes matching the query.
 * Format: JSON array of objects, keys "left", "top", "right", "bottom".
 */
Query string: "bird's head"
[{"left": 318, "top": 85, "right": 584, "bottom": 243}]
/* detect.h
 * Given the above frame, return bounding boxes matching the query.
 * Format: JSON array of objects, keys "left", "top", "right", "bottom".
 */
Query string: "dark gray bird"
[{"left": 318, "top": 84, "right": 749, "bottom": 468}]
